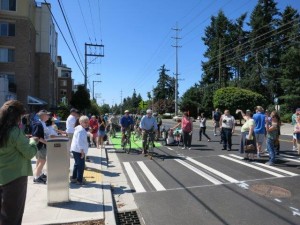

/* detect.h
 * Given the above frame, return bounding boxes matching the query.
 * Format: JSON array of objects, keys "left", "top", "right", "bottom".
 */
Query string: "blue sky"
[{"left": 48, "top": 0, "right": 300, "bottom": 106}]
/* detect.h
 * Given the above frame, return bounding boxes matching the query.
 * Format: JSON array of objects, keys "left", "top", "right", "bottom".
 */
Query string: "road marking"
[
  {"left": 186, "top": 157, "right": 239, "bottom": 183},
  {"left": 123, "top": 162, "right": 146, "bottom": 193},
  {"left": 279, "top": 154, "right": 300, "bottom": 163},
  {"left": 230, "top": 154, "right": 298, "bottom": 176},
  {"left": 137, "top": 161, "right": 166, "bottom": 191},
  {"left": 219, "top": 155, "right": 285, "bottom": 178},
  {"left": 174, "top": 159, "right": 223, "bottom": 185},
  {"left": 167, "top": 147, "right": 173, "bottom": 151}
]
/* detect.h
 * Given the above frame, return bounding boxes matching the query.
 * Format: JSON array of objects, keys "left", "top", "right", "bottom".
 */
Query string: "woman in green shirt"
[{"left": 0, "top": 100, "right": 38, "bottom": 225}]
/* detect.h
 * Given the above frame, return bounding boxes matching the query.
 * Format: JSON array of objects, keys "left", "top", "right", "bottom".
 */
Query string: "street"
[{"left": 110, "top": 120, "right": 300, "bottom": 225}]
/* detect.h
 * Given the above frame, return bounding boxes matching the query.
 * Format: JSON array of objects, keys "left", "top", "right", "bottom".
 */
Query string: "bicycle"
[
  {"left": 144, "top": 130, "right": 156, "bottom": 159},
  {"left": 122, "top": 129, "right": 131, "bottom": 154},
  {"left": 132, "top": 126, "right": 142, "bottom": 142}
]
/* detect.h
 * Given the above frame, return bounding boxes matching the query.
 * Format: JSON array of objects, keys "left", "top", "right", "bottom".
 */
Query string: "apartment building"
[
  {"left": 57, "top": 55, "right": 73, "bottom": 105},
  {"left": 0, "top": 0, "right": 58, "bottom": 109}
]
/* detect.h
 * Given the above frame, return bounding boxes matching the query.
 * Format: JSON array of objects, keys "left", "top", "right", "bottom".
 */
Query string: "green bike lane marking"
[{"left": 109, "top": 132, "right": 161, "bottom": 149}]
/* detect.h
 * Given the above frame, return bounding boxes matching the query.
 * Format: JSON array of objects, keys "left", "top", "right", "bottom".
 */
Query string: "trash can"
[{"left": 46, "top": 137, "right": 70, "bottom": 205}]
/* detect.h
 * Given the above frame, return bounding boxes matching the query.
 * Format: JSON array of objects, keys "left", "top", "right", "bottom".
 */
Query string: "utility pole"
[
  {"left": 84, "top": 43, "right": 104, "bottom": 90},
  {"left": 172, "top": 22, "right": 181, "bottom": 116},
  {"left": 218, "top": 39, "right": 221, "bottom": 88},
  {"left": 93, "top": 80, "right": 101, "bottom": 100},
  {"left": 120, "top": 90, "right": 123, "bottom": 114}
]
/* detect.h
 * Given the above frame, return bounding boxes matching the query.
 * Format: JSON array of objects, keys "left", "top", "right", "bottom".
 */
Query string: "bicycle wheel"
[{"left": 124, "top": 139, "right": 131, "bottom": 154}]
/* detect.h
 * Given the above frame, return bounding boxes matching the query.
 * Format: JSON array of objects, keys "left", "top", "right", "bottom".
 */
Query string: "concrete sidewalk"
[{"left": 22, "top": 145, "right": 116, "bottom": 225}]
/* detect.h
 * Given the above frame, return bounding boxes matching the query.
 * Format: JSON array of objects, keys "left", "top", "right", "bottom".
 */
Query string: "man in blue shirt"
[
  {"left": 120, "top": 110, "right": 134, "bottom": 145},
  {"left": 253, "top": 106, "right": 266, "bottom": 157},
  {"left": 140, "top": 109, "right": 158, "bottom": 155}
]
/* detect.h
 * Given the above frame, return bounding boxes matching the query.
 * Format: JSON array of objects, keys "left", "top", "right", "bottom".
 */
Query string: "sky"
[{"left": 47, "top": 0, "right": 300, "bottom": 107}]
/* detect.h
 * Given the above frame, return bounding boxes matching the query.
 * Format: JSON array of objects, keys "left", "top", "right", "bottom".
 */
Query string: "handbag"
[{"left": 244, "top": 139, "right": 255, "bottom": 152}]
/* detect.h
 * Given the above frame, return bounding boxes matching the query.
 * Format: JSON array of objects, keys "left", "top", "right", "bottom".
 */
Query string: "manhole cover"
[{"left": 250, "top": 184, "right": 291, "bottom": 198}]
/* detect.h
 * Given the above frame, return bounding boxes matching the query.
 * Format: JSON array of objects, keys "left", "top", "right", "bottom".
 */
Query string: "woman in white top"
[
  {"left": 198, "top": 113, "right": 211, "bottom": 142},
  {"left": 237, "top": 110, "right": 256, "bottom": 161}
]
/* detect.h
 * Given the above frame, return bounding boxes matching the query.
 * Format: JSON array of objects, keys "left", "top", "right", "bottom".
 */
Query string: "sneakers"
[
  {"left": 188, "top": 147, "right": 192, "bottom": 150},
  {"left": 33, "top": 177, "right": 46, "bottom": 184},
  {"left": 265, "top": 161, "right": 275, "bottom": 166},
  {"left": 293, "top": 146, "right": 297, "bottom": 151},
  {"left": 214, "top": 133, "right": 217, "bottom": 136},
  {"left": 70, "top": 178, "right": 77, "bottom": 183},
  {"left": 182, "top": 147, "right": 186, "bottom": 149}
]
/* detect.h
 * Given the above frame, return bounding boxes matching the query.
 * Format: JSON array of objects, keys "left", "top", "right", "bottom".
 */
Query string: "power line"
[
  {"left": 88, "top": 0, "right": 98, "bottom": 43},
  {"left": 57, "top": 0, "right": 85, "bottom": 70},
  {"left": 43, "top": 0, "right": 85, "bottom": 77},
  {"left": 77, "top": 0, "right": 93, "bottom": 44}
]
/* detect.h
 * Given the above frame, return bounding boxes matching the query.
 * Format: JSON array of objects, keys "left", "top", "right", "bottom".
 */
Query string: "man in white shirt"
[
  {"left": 220, "top": 110, "right": 235, "bottom": 151},
  {"left": 66, "top": 108, "right": 79, "bottom": 139}
]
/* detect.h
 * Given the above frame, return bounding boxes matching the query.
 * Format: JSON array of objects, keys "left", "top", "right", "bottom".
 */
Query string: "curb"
[{"left": 102, "top": 145, "right": 117, "bottom": 225}]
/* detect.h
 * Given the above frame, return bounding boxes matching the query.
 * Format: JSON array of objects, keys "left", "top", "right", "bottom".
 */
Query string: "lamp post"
[{"left": 93, "top": 81, "right": 101, "bottom": 100}]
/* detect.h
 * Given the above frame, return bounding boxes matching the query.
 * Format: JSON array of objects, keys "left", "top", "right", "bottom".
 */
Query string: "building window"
[
  {"left": 60, "top": 80, "right": 67, "bottom": 86},
  {"left": 0, "top": 48, "right": 15, "bottom": 62},
  {"left": 0, "top": 73, "right": 16, "bottom": 92},
  {"left": 0, "top": 22, "right": 15, "bottom": 36},
  {"left": 1, "top": 0, "right": 16, "bottom": 11},
  {"left": 60, "top": 89, "right": 67, "bottom": 95},
  {"left": 62, "top": 71, "right": 70, "bottom": 78}
]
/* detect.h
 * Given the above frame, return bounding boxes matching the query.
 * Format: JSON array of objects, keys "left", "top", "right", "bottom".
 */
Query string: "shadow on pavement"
[{"left": 50, "top": 201, "right": 112, "bottom": 212}]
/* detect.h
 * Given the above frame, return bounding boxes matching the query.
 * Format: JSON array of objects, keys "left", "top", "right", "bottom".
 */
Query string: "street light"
[{"left": 93, "top": 81, "right": 101, "bottom": 100}]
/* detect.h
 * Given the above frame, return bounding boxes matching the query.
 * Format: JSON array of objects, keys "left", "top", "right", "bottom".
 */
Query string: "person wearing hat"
[
  {"left": 120, "top": 110, "right": 134, "bottom": 146},
  {"left": 66, "top": 108, "right": 79, "bottom": 141},
  {"left": 31, "top": 109, "right": 51, "bottom": 184}
]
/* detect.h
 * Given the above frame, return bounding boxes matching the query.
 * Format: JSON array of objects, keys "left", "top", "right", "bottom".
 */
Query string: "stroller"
[{"left": 162, "top": 126, "right": 183, "bottom": 146}]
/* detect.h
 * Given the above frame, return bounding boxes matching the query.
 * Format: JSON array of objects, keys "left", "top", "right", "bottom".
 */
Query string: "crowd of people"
[{"left": 0, "top": 98, "right": 300, "bottom": 224}]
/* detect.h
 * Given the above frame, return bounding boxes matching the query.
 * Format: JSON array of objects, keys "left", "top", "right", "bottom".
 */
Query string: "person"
[
  {"left": 198, "top": 112, "right": 211, "bottom": 142},
  {"left": 120, "top": 110, "right": 134, "bottom": 145},
  {"left": 172, "top": 118, "right": 182, "bottom": 145},
  {"left": 31, "top": 109, "right": 51, "bottom": 184},
  {"left": 213, "top": 108, "right": 221, "bottom": 136},
  {"left": 253, "top": 106, "right": 266, "bottom": 157},
  {"left": 291, "top": 108, "right": 300, "bottom": 151},
  {"left": 140, "top": 109, "right": 158, "bottom": 155},
  {"left": 220, "top": 110, "right": 235, "bottom": 151},
  {"left": 0, "top": 100, "right": 38, "bottom": 225},
  {"left": 265, "top": 111, "right": 281, "bottom": 166},
  {"left": 97, "top": 115, "right": 106, "bottom": 149},
  {"left": 108, "top": 113, "right": 119, "bottom": 138},
  {"left": 66, "top": 108, "right": 80, "bottom": 141},
  {"left": 70, "top": 115, "right": 90, "bottom": 185},
  {"left": 237, "top": 109, "right": 256, "bottom": 161},
  {"left": 153, "top": 112, "right": 162, "bottom": 140},
  {"left": 181, "top": 112, "right": 193, "bottom": 150},
  {"left": 89, "top": 115, "right": 99, "bottom": 147},
  {"left": 293, "top": 113, "right": 300, "bottom": 155}
]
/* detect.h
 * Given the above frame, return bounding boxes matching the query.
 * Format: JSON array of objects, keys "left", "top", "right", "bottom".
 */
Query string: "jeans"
[
  {"left": 0, "top": 176, "right": 28, "bottom": 225},
  {"left": 222, "top": 128, "right": 232, "bottom": 150},
  {"left": 266, "top": 138, "right": 276, "bottom": 163},
  {"left": 183, "top": 131, "right": 192, "bottom": 148},
  {"left": 72, "top": 151, "right": 85, "bottom": 182}
]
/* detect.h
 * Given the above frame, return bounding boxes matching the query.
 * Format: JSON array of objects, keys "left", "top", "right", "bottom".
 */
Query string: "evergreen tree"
[
  {"left": 70, "top": 85, "right": 91, "bottom": 112},
  {"left": 153, "top": 65, "right": 175, "bottom": 100}
]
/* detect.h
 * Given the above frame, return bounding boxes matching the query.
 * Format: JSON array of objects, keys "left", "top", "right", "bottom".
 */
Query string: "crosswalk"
[{"left": 122, "top": 154, "right": 300, "bottom": 193}]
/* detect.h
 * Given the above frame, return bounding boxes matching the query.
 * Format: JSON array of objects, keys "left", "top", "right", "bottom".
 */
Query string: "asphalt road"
[{"left": 114, "top": 120, "right": 300, "bottom": 225}]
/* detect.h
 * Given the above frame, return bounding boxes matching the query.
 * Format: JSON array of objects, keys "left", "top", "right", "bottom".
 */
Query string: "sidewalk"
[{"left": 22, "top": 145, "right": 116, "bottom": 225}]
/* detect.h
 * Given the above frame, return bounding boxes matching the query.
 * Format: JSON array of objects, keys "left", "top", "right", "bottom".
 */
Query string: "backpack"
[
  {"left": 156, "top": 117, "right": 162, "bottom": 125},
  {"left": 214, "top": 112, "right": 221, "bottom": 121}
]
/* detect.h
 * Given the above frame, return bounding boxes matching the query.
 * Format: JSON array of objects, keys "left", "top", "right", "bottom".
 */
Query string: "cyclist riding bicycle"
[
  {"left": 120, "top": 110, "right": 134, "bottom": 145},
  {"left": 140, "top": 109, "right": 158, "bottom": 155}
]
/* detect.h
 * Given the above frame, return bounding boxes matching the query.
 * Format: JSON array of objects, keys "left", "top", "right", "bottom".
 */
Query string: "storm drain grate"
[{"left": 116, "top": 210, "right": 141, "bottom": 225}]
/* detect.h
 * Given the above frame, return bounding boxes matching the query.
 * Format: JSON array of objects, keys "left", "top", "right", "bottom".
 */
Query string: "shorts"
[
  {"left": 214, "top": 122, "right": 220, "bottom": 128},
  {"left": 98, "top": 130, "right": 106, "bottom": 137},
  {"left": 36, "top": 146, "right": 47, "bottom": 160},
  {"left": 255, "top": 133, "right": 265, "bottom": 144},
  {"left": 92, "top": 132, "right": 98, "bottom": 138}
]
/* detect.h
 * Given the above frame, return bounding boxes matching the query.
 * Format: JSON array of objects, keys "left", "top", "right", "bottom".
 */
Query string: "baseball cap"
[
  {"left": 37, "top": 109, "right": 51, "bottom": 116},
  {"left": 124, "top": 110, "right": 129, "bottom": 113}
]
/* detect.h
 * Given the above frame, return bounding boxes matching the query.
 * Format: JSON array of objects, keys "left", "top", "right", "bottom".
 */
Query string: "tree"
[
  {"left": 153, "top": 65, "right": 175, "bottom": 100},
  {"left": 70, "top": 85, "right": 91, "bottom": 112},
  {"left": 213, "top": 87, "right": 267, "bottom": 115}
]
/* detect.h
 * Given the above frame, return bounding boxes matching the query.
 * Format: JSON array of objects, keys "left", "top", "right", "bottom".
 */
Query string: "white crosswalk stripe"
[
  {"left": 219, "top": 155, "right": 285, "bottom": 177},
  {"left": 123, "top": 162, "right": 146, "bottom": 193},
  {"left": 229, "top": 154, "right": 298, "bottom": 176},
  {"left": 186, "top": 157, "right": 239, "bottom": 183},
  {"left": 123, "top": 154, "right": 299, "bottom": 193},
  {"left": 137, "top": 161, "right": 166, "bottom": 191},
  {"left": 174, "top": 159, "right": 223, "bottom": 185}
]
